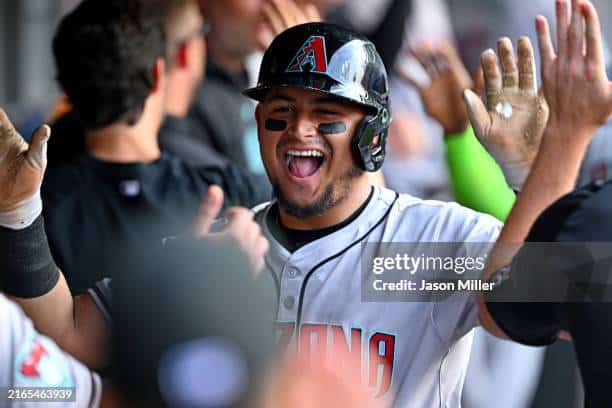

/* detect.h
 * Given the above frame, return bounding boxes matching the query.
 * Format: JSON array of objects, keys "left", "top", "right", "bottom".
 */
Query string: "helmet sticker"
[{"left": 286, "top": 35, "right": 328, "bottom": 74}]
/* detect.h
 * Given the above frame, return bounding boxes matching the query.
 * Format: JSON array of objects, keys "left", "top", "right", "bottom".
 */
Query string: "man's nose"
[{"left": 289, "top": 113, "right": 318, "bottom": 138}]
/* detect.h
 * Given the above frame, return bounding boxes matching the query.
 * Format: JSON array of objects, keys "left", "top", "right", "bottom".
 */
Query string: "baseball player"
[
  {"left": 0, "top": 293, "right": 102, "bottom": 407},
  {"left": 3, "top": 0, "right": 611, "bottom": 405},
  {"left": 238, "top": 0, "right": 609, "bottom": 403}
]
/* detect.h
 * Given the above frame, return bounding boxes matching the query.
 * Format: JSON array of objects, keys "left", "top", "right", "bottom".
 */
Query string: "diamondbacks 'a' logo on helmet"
[{"left": 286, "top": 35, "right": 328, "bottom": 74}]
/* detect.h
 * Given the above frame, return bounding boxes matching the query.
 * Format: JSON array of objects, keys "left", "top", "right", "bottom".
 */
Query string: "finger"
[
  {"left": 0, "top": 108, "right": 17, "bottom": 133},
  {"left": 463, "top": 90, "right": 492, "bottom": 142},
  {"left": 271, "top": 0, "right": 297, "bottom": 28},
  {"left": 481, "top": 49, "right": 502, "bottom": 106},
  {"left": 262, "top": 2, "right": 285, "bottom": 35},
  {"left": 440, "top": 44, "right": 473, "bottom": 88},
  {"left": 582, "top": 0, "right": 606, "bottom": 70},
  {"left": 245, "top": 221, "right": 263, "bottom": 243},
  {"left": 473, "top": 67, "right": 486, "bottom": 99},
  {"left": 396, "top": 66, "right": 424, "bottom": 93},
  {"left": 498, "top": 37, "right": 519, "bottom": 89},
  {"left": 225, "top": 207, "right": 254, "bottom": 230},
  {"left": 284, "top": 0, "right": 309, "bottom": 25},
  {"left": 26, "top": 125, "right": 51, "bottom": 169},
  {"left": 567, "top": 0, "right": 585, "bottom": 59},
  {"left": 303, "top": 3, "right": 321, "bottom": 22},
  {"left": 193, "top": 185, "right": 225, "bottom": 235},
  {"left": 536, "top": 15, "right": 556, "bottom": 69},
  {"left": 518, "top": 37, "right": 537, "bottom": 92},
  {"left": 410, "top": 44, "right": 434, "bottom": 73},
  {"left": 556, "top": 0, "right": 570, "bottom": 58}
]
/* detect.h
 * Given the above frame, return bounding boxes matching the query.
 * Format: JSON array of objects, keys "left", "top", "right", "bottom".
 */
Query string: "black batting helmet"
[{"left": 243, "top": 22, "right": 391, "bottom": 172}]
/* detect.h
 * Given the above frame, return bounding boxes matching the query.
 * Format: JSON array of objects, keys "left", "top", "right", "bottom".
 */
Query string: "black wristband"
[{"left": 0, "top": 216, "right": 60, "bottom": 298}]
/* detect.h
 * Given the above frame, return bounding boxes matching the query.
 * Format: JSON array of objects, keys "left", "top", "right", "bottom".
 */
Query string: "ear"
[{"left": 151, "top": 58, "right": 166, "bottom": 93}]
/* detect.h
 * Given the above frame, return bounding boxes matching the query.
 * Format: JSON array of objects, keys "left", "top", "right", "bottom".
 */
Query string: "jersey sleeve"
[
  {"left": 0, "top": 294, "right": 102, "bottom": 408},
  {"left": 444, "top": 126, "right": 516, "bottom": 222},
  {"left": 88, "top": 278, "right": 113, "bottom": 325}
]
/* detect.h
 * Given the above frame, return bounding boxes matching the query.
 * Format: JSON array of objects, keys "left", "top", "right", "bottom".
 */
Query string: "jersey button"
[
  {"left": 287, "top": 268, "right": 299, "bottom": 278},
  {"left": 283, "top": 296, "right": 295, "bottom": 309}
]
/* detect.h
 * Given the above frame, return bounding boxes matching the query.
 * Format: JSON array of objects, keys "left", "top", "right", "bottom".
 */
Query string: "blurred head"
[
  {"left": 200, "top": 0, "right": 266, "bottom": 59},
  {"left": 112, "top": 238, "right": 276, "bottom": 407},
  {"left": 53, "top": 0, "right": 167, "bottom": 130},
  {"left": 245, "top": 23, "right": 391, "bottom": 218},
  {"left": 163, "top": 0, "right": 207, "bottom": 105}
]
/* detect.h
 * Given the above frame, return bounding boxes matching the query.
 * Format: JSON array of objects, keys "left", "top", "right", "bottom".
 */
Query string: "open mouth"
[{"left": 283, "top": 149, "right": 326, "bottom": 179}]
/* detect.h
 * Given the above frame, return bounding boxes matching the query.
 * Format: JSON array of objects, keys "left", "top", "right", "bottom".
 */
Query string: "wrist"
[
  {"left": 443, "top": 121, "right": 470, "bottom": 136},
  {"left": 0, "top": 192, "right": 43, "bottom": 230},
  {"left": 0, "top": 215, "right": 59, "bottom": 298}
]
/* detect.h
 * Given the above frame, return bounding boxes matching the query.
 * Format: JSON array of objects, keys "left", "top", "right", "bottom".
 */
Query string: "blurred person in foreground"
[{"left": 43, "top": 0, "right": 271, "bottom": 294}]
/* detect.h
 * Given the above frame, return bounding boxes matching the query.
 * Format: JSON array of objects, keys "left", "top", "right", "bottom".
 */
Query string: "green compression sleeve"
[{"left": 444, "top": 126, "right": 516, "bottom": 221}]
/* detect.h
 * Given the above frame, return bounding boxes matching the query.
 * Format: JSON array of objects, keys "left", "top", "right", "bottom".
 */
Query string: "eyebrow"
[{"left": 265, "top": 93, "right": 295, "bottom": 103}]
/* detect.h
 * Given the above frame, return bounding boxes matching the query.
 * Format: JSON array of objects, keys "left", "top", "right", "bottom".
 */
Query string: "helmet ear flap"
[{"left": 353, "top": 108, "right": 390, "bottom": 172}]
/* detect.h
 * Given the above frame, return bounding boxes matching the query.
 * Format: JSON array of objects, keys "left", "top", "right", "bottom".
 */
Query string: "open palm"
[{"left": 464, "top": 37, "right": 549, "bottom": 188}]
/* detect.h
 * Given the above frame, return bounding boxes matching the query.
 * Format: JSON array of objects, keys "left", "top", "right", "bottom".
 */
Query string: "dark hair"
[{"left": 53, "top": 0, "right": 166, "bottom": 129}]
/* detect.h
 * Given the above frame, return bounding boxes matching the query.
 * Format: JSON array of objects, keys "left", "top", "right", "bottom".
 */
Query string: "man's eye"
[{"left": 273, "top": 107, "right": 292, "bottom": 114}]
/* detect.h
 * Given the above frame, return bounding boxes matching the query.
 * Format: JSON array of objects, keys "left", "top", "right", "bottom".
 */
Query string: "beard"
[{"left": 272, "top": 164, "right": 364, "bottom": 218}]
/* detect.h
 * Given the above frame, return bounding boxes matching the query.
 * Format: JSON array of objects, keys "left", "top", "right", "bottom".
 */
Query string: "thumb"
[
  {"left": 26, "top": 125, "right": 51, "bottom": 169},
  {"left": 193, "top": 185, "right": 224, "bottom": 236},
  {"left": 463, "top": 90, "right": 491, "bottom": 142}
]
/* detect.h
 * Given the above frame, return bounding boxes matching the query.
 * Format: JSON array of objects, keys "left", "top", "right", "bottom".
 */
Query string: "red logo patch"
[
  {"left": 20, "top": 341, "right": 48, "bottom": 378},
  {"left": 286, "top": 36, "right": 328, "bottom": 74}
]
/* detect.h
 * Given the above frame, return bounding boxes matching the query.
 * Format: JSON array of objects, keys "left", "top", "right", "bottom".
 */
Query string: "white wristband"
[
  {"left": 500, "top": 162, "right": 531, "bottom": 191},
  {"left": 0, "top": 192, "right": 42, "bottom": 230}
]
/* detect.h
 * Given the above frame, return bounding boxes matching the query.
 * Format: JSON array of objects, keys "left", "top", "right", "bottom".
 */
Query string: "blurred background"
[
  {"left": 1, "top": 0, "right": 610, "bottom": 407},
  {"left": 1, "top": 0, "right": 610, "bottom": 132}
]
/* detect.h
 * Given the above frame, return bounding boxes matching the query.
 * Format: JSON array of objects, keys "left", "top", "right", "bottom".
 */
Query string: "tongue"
[{"left": 289, "top": 157, "right": 320, "bottom": 178}]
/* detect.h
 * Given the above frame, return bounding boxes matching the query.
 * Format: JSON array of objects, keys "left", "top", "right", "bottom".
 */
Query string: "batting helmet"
[{"left": 243, "top": 22, "right": 391, "bottom": 172}]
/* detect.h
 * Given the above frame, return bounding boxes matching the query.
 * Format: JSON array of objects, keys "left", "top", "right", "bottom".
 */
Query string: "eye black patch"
[
  {"left": 265, "top": 118, "right": 287, "bottom": 131},
  {"left": 317, "top": 122, "right": 347, "bottom": 134}
]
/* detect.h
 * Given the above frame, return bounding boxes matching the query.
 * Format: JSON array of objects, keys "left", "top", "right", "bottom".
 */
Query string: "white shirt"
[
  {"left": 0, "top": 294, "right": 101, "bottom": 408},
  {"left": 255, "top": 186, "right": 501, "bottom": 407}
]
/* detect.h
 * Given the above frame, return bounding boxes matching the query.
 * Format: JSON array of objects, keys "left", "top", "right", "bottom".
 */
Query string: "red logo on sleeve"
[{"left": 20, "top": 341, "right": 48, "bottom": 378}]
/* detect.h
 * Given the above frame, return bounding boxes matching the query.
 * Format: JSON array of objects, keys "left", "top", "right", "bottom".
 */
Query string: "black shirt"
[
  {"left": 42, "top": 152, "right": 271, "bottom": 294},
  {"left": 186, "top": 60, "right": 254, "bottom": 169}
]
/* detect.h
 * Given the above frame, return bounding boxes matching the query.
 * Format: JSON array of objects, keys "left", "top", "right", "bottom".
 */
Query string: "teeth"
[{"left": 286, "top": 149, "right": 324, "bottom": 158}]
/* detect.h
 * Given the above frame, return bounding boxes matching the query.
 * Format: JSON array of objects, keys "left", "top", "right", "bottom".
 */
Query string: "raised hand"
[
  {"left": 463, "top": 37, "right": 549, "bottom": 190},
  {"left": 398, "top": 43, "right": 473, "bottom": 135},
  {"left": 0, "top": 109, "right": 50, "bottom": 215},
  {"left": 192, "top": 186, "right": 269, "bottom": 274},
  {"left": 257, "top": 0, "right": 321, "bottom": 51},
  {"left": 536, "top": 0, "right": 612, "bottom": 141}
]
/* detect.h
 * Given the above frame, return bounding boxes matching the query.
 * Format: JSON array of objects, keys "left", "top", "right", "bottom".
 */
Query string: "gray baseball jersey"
[
  {"left": 254, "top": 186, "right": 501, "bottom": 407},
  {"left": 0, "top": 294, "right": 101, "bottom": 408}
]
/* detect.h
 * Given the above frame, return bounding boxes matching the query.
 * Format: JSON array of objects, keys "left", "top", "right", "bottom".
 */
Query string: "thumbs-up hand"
[
  {"left": 192, "top": 186, "right": 269, "bottom": 274},
  {"left": 0, "top": 109, "right": 50, "bottom": 228}
]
